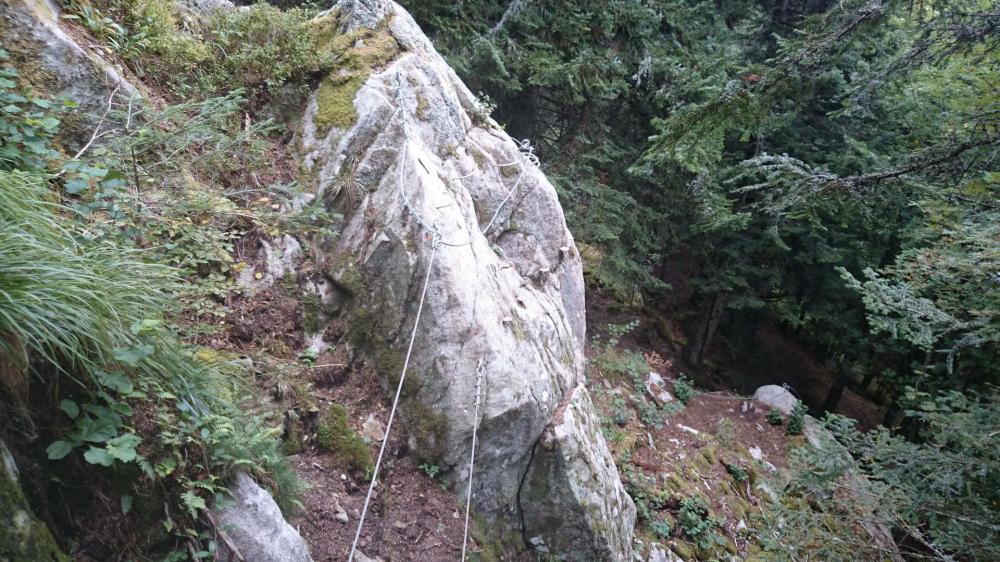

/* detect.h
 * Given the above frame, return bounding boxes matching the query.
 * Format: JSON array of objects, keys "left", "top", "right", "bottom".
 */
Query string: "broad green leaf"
[
  {"left": 83, "top": 447, "right": 114, "bottom": 467},
  {"left": 113, "top": 344, "right": 154, "bottom": 365},
  {"left": 46, "top": 440, "right": 73, "bottom": 460},
  {"left": 130, "top": 318, "right": 163, "bottom": 336},
  {"left": 105, "top": 433, "right": 141, "bottom": 463},
  {"left": 59, "top": 399, "right": 80, "bottom": 419},
  {"left": 97, "top": 370, "right": 133, "bottom": 393}
]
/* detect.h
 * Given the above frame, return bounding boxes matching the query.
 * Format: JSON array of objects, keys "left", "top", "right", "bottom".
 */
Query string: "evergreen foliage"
[{"left": 404, "top": 0, "right": 999, "bottom": 413}]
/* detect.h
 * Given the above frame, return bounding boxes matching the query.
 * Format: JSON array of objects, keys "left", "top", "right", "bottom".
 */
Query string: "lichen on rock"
[{"left": 310, "top": 11, "right": 401, "bottom": 135}]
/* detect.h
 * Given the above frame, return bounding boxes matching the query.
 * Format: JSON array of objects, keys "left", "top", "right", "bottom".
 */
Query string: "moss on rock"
[
  {"left": 311, "top": 18, "right": 401, "bottom": 135},
  {"left": 1, "top": 443, "right": 68, "bottom": 562},
  {"left": 404, "top": 401, "right": 448, "bottom": 463}
]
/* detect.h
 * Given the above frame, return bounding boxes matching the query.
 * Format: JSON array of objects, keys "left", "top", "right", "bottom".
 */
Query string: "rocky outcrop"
[
  {"left": 0, "top": 0, "right": 139, "bottom": 144},
  {"left": 214, "top": 472, "right": 313, "bottom": 562},
  {"left": 1, "top": 439, "right": 68, "bottom": 562},
  {"left": 297, "top": 0, "right": 634, "bottom": 558},
  {"left": 520, "top": 386, "right": 636, "bottom": 560}
]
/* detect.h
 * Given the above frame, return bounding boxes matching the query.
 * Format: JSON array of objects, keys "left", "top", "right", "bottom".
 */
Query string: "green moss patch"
[
  {"left": 1, "top": 454, "right": 68, "bottom": 562},
  {"left": 316, "top": 404, "right": 373, "bottom": 477},
  {"left": 310, "top": 19, "right": 401, "bottom": 135},
  {"left": 404, "top": 401, "right": 448, "bottom": 463}
]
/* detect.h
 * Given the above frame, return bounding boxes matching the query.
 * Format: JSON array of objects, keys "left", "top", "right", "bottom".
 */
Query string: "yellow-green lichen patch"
[
  {"left": 311, "top": 20, "right": 401, "bottom": 135},
  {"left": 416, "top": 92, "right": 430, "bottom": 120},
  {"left": 499, "top": 162, "right": 521, "bottom": 179},
  {"left": 315, "top": 71, "right": 368, "bottom": 133}
]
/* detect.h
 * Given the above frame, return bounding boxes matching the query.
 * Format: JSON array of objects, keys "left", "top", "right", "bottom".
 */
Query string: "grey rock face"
[
  {"left": 520, "top": 386, "right": 637, "bottom": 561},
  {"left": 182, "top": 0, "right": 236, "bottom": 15},
  {"left": 0, "top": 0, "right": 139, "bottom": 145},
  {"left": 298, "top": 1, "right": 633, "bottom": 558},
  {"left": 214, "top": 472, "right": 312, "bottom": 562},
  {"left": 1, "top": 439, "right": 68, "bottom": 562}
]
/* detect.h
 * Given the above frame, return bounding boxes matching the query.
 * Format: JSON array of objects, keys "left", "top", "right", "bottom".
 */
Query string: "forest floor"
[{"left": 207, "top": 251, "right": 885, "bottom": 561}]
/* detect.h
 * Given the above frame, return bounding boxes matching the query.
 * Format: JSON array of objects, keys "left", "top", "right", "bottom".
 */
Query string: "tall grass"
[
  {"left": 0, "top": 170, "right": 174, "bottom": 388},
  {"left": 0, "top": 170, "right": 301, "bottom": 534}
]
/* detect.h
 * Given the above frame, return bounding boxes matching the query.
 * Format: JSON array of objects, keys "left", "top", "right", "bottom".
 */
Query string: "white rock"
[
  {"left": 753, "top": 385, "right": 798, "bottom": 415},
  {"left": 296, "top": 2, "right": 633, "bottom": 560},
  {"left": 649, "top": 545, "right": 686, "bottom": 562},
  {"left": 215, "top": 473, "right": 312, "bottom": 562},
  {"left": 360, "top": 413, "right": 386, "bottom": 443},
  {"left": 677, "top": 424, "right": 700, "bottom": 435}
]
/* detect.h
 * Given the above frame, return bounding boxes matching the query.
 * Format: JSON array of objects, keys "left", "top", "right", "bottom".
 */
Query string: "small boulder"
[
  {"left": 648, "top": 545, "right": 685, "bottom": 562},
  {"left": 215, "top": 472, "right": 312, "bottom": 562},
  {"left": 753, "top": 385, "right": 798, "bottom": 415},
  {"left": 360, "top": 413, "right": 386, "bottom": 443}
]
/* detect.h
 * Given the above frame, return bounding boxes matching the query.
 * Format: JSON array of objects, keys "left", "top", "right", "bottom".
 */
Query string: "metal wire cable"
[
  {"left": 347, "top": 239, "right": 439, "bottom": 562},
  {"left": 461, "top": 359, "right": 485, "bottom": 562}
]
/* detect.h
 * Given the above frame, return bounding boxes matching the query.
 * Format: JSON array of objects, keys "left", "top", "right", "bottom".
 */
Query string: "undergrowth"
[
  {"left": 0, "top": 171, "right": 302, "bottom": 559},
  {"left": 0, "top": 41, "right": 321, "bottom": 557}
]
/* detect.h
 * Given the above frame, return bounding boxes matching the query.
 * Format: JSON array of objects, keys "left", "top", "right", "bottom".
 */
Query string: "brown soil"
[
  {"left": 651, "top": 392, "right": 791, "bottom": 471},
  {"left": 284, "top": 355, "right": 481, "bottom": 561},
  {"left": 292, "top": 452, "right": 466, "bottom": 562}
]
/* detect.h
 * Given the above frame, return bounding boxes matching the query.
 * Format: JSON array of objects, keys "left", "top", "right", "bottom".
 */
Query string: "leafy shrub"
[
  {"left": 650, "top": 517, "right": 672, "bottom": 539},
  {"left": 723, "top": 461, "right": 750, "bottom": 483},
  {"left": 673, "top": 374, "right": 694, "bottom": 405},
  {"left": 786, "top": 401, "right": 807, "bottom": 436},
  {"left": 63, "top": 2, "right": 150, "bottom": 60},
  {"left": 0, "top": 171, "right": 301, "bottom": 555},
  {"left": 594, "top": 348, "right": 647, "bottom": 386},
  {"left": 766, "top": 408, "right": 783, "bottom": 425},
  {"left": 316, "top": 404, "right": 373, "bottom": 478},
  {"left": 418, "top": 463, "right": 440, "bottom": 479},
  {"left": 609, "top": 395, "right": 629, "bottom": 426},
  {"left": 198, "top": 4, "right": 331, "bottom": 108},
  {"left": 764, "top": 391, "right": 1000, "bottom": 561},
  {"left": 637, "top": 397, "right": 663, "bottom": 429},
  {"left": 677, "top": 496, "right": 726, "bottom": 550},
  {"left": 0, "top": 51, "right": 72, "bottom": 171}
]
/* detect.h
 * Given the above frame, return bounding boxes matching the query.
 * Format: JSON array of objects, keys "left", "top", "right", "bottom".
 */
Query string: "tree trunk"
[
  {"left": 883, "top": 400, "right": 900, "bottom": 429},
  {"left": 859, "top": 369, "right": 877, "bottom": 395},
  {"left": 685, "top": 291, "right": 727, "bottom": 367},
  {"left": 821, "top": 368, "right": 850, "bottom": 415}
]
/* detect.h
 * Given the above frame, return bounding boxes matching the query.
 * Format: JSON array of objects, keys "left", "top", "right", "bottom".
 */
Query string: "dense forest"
[
  {"left": 396, "top": 0, "right": 999, "bottom": 558},
  {"left": 398, "top": 0, "right": 1000, "bottom": 556},
  {"left": 400, "top": 0, "right": 999, "bottom": 416},
  {"left": 1, "top": 0, "right": 997, "bottom": 560}
]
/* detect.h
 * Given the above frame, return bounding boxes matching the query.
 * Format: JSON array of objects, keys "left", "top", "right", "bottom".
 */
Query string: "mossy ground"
[{"left": 315, "top": 404, "right": 373, "bottom": 477}]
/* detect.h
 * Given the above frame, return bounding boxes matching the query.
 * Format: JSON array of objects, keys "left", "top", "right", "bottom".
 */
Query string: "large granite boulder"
[{"left": 297, "top": 1, "right": 634, "bottom": 558}]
